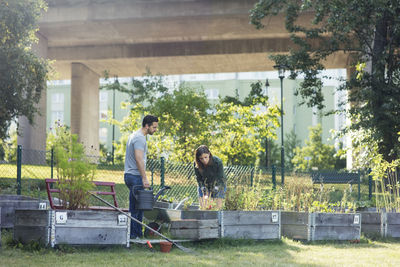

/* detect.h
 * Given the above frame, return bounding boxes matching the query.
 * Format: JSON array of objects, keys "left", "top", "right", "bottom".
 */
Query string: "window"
[
  {"left": 99, "top": 128, "right": 108, "bottom": 144},
  {"left": 99, "top": 91, "right": 108, "bottom": 120},
  {"left": 51, "top": 111, "right": 64, "bottom": 124},
  {"left": 51, "top": 93, "right": 64, "bottom": 123}
]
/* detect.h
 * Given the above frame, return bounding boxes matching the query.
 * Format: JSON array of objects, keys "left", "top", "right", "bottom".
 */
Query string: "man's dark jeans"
[{"left": 124, "top": 173, "right": 143, "bottom": 238}]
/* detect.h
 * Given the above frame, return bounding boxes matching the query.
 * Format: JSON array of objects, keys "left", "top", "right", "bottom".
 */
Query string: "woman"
[{"left": 194, "top": 145, "right": 227, "bottom": 209}]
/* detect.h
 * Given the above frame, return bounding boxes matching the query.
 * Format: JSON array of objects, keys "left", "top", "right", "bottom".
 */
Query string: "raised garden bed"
[
  {"left": 14, "top": 209, "right": 130, "bottom": 247},
  {"left": 281, "top": 211, "right": 361, "bottom": 241},
  {"left": 0, "top": 195, "right": 49, "bottom": 229},
  {"left": 360, "top": 212, "right": 384, "bottom": 238},
  {"left": 170, "top": 219, "right": 219, "bottom": 240},
  {"left": 219, "top": 211, "right": 281, "bottom": 240}
]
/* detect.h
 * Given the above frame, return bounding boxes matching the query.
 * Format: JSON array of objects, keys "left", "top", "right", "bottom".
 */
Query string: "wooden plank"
[
  {"left": 313, "top": 213, "right": 359, "bottom": 226},
  {"left": 386, "top": 213, "right": 400, "bottom": 225},
  {"left": 55, "top": 227, "right": 127, "bottom": 245},
  {"left": 361, "top": 212, "right": 382, "bottom": 224},
  {"left": 13, "top": 226, "right": 50, "bottom": 245},
  {"left": 170, "top": 228, "right": 219, "bottom": 240},
  {"left": 0, "top": 199, "right": 49, "bottom": 228},
  {"left": 281, "top": 211, "right": 309, "bottom": 225},
  {"left": 221, "top": 211, "right": 279, "bottom": 226},
  {"left": 222, "top": 224, "right": 280, "bottom": 239},
  {"left": 386, "top": 225, "right": 400, "bottom": 238},
  {"left": 362, "top": 224, "right": 383, "bottom": 237},
  {"left": 281, "top": 224, "right": 309, "bottom": 240},
  {"left": 181, "top": 210, "right": 219, "bottom": 220},
  {"left": 14, "top": 210, "right": 50, "bottom": 227},
  {"left": 170, "top": 219, "right": 218, "bottom": 229},
  {"left": 312, "top": 226, "right": 360, "bottom": 240}
]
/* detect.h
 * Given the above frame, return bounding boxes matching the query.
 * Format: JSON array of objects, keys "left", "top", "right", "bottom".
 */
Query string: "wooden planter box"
[
  {"left": 14, "top": 209, "right": 130, "bottom": 247},
  {"left": 0, "top": 195, "right": 49, "bottom": 229},
  {"left": 219, "top": 211, "right": 281, "bottom": 240},
  {"left": 144, "top": 208, "right": 218, "bottom": 223},
  {"left": 281, "top": 212, "right": 361, "bottom": 241},
  {"left": 384, "top": 212, "right": 400, "bottom": 238},
  {"left": 360, "top": 212, "right": 384, "bottom": 237},
  {"left": 170, "top": 219, "right": 219, "bottom": 240}
]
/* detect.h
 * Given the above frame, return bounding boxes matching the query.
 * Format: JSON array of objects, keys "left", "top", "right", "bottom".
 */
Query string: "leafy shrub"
[{"left": 49, "top": 123, "right": 96, "bottom": 210}]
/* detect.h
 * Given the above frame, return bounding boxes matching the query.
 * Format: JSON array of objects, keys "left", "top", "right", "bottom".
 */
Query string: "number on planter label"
[
  {"left": 56, "top": 212, "right": 67, "bottom": 224},
  {"left": 118, "top": 215, "right": 128, "bottom": 225},
  {"left": 271, "top": 212, "right": 279, "bottom": 223},
  {"left": 353, "top": 214, "right": 360, "bottom": 224},
  {"left": 39, "top": 202, "right": 47, "bottom": 210}
]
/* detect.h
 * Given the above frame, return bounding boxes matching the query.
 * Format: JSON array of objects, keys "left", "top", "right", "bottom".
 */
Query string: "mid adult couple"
[{"left": 124, "top": 115, "right": 226, "bottom": 239}]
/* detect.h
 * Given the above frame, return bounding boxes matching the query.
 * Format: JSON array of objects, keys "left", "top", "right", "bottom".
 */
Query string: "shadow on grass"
[{"left": 292, "top": 235, "right": 400, "bottom": 249}]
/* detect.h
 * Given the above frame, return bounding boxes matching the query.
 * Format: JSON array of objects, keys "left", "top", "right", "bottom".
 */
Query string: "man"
[{"left": 124, "top": 115, "right": 158, "bottom": 239}]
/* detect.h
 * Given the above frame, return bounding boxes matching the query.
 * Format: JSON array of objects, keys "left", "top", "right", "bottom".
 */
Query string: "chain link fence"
[{"left": 0, "top": 146, "right": 373, "bottom": 209}]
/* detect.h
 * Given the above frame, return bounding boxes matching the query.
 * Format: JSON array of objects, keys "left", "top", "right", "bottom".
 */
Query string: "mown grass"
[{"left": 1, "top": 231, "right": 400, "bottom": 267}]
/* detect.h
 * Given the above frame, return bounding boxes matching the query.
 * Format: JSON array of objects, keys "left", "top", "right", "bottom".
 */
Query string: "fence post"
[
  {"left": 51, "top": 148, "right": 54, "bottom": 179},
  {"left": 368, "top": 168, "right": 372, "bottom": 200},
  {"left": 358, "top": 170, "right": 361, "bottom": 201},
  {"left": 272, "top": 165, "right": 276, "bottom": 189},
  {"left": 16, "top": 145, "right": 22, "bottom": 195},
  {"left": 250, "top": 167, "right": 254, "bottom": 187},
  {"left": 160, "top": 157, "right": 165, "bottom": 187}
]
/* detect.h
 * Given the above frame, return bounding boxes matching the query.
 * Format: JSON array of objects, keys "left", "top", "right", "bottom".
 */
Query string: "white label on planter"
[
  {"left": 56, "top": 212, "right": 67, "bottom": 224},
  {"left": 271, "top": 212, "right": 279, "bottom": 223},
  {"left": 118, "top": 215, "right": 128, "bottom": 226},
  {"left": 38, "top": 202, "right": 47, "bottom": 210},
  {"left": 354, "top": 214, "right": 360, "bottom": 224}
]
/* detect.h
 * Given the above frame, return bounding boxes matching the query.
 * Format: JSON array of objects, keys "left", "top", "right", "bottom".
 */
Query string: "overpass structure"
[{"left": 20, "top": 0, "right": 351, "bottom": 158}]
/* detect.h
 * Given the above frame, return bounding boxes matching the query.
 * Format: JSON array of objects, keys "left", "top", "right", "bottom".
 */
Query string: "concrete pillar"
[
  {"left": 70, "top": 63, "right": 100, "bottom": 156},
  {"left": 18, "top": 33, "right": 48, "bottom": 164}
]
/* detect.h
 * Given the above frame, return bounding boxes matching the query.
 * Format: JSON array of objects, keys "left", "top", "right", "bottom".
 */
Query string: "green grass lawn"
[{"left": 1, "top": 235, "right": 400, "bottom": 267}]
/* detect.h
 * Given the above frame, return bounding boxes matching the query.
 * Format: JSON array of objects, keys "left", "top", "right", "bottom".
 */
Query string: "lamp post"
[
  {"left": 265, "top": 78, "right": 270, "bottom": 168},
  {"left": 274, "top": 64, "right": 286, "bottom": 185}
]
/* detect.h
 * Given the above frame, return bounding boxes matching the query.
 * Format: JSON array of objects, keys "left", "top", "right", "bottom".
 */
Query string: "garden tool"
[
  {"left": 146, "top": 240, "right": 155, "bottom": 253},
  {"left": 88, "top": 191, "right": 196, "bottom": 254}
]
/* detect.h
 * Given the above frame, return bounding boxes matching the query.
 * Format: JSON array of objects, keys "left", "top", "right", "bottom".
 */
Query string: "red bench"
[{"left": 45, "top": 178, "right": 121, "bottom": 210}]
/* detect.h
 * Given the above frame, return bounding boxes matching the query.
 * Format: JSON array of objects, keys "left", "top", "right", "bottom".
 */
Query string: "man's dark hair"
[{"left": 142, "top": 115, "right": 158, "bottom": 127}]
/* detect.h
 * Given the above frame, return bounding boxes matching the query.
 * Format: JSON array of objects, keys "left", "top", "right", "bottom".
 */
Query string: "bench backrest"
[
  {"left": 45, "top": 178, "right": 118, "bottom": 210},
  {"left": 311, "top": 172, "right": 360, "bottom": 184}
]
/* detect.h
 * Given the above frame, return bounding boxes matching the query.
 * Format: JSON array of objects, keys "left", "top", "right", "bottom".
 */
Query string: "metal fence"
[{"left": 0, "top": 146, "right": 373, "bottom": 209}]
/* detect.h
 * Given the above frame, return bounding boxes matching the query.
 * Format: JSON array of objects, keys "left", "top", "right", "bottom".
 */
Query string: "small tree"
[
  {"left": 292, "top": 124, "right": 336, "bottom": 171},
  {"left": 48, "top": 123, "right": 96, "bottom": 210}
]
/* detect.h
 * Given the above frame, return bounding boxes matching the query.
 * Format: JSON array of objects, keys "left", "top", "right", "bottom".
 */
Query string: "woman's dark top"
[{"left": 194, "top": 155, "right": 226, "bottom": 189}]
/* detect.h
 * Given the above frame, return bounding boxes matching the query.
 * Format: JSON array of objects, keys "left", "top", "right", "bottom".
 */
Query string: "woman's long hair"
[{"left": 194, "top": 145, "right": 213, "bottom": 171}]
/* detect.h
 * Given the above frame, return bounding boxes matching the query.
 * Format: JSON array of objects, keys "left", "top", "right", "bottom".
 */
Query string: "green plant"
[
  {"left": 224, "top": 185, "right": 264, "bottom": 211},
  {"left": 49, "top": 123, "right": 96, "bottom": 210}
]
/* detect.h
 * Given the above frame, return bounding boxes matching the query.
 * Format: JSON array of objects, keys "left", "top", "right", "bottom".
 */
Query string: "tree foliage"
[
  {"left": 250, "top": 0, "right": 400, "bottom": 162},
  {"left": 0, "top": 0, "right": 49, "bottom": 140},
  {"left": 108, "top": 73, "right": 281, "bottom": 165},
  {"left": 292, "top": 124, "right": 336, "bottom": 171}
]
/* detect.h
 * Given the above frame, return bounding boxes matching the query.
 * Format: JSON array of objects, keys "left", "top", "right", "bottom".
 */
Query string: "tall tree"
[
  {"left": 250, "top": 0, "right": 400, "bottom": 162},
  {"left": 0, "top": 0, "right": 48, "bottom": 140}
]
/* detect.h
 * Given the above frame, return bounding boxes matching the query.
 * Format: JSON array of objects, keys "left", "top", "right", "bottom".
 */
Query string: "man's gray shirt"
[{"left": 124, "top": 129, "right": 147, "bottom": 176}]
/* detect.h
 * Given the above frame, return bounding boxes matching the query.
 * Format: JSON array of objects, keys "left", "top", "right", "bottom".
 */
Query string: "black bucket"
[
  {"left": 135, "top": 189, "right": 155, "bottom": 210},
  {"left": 133, "top": 186, "right": 171, "bottom": 211}
]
